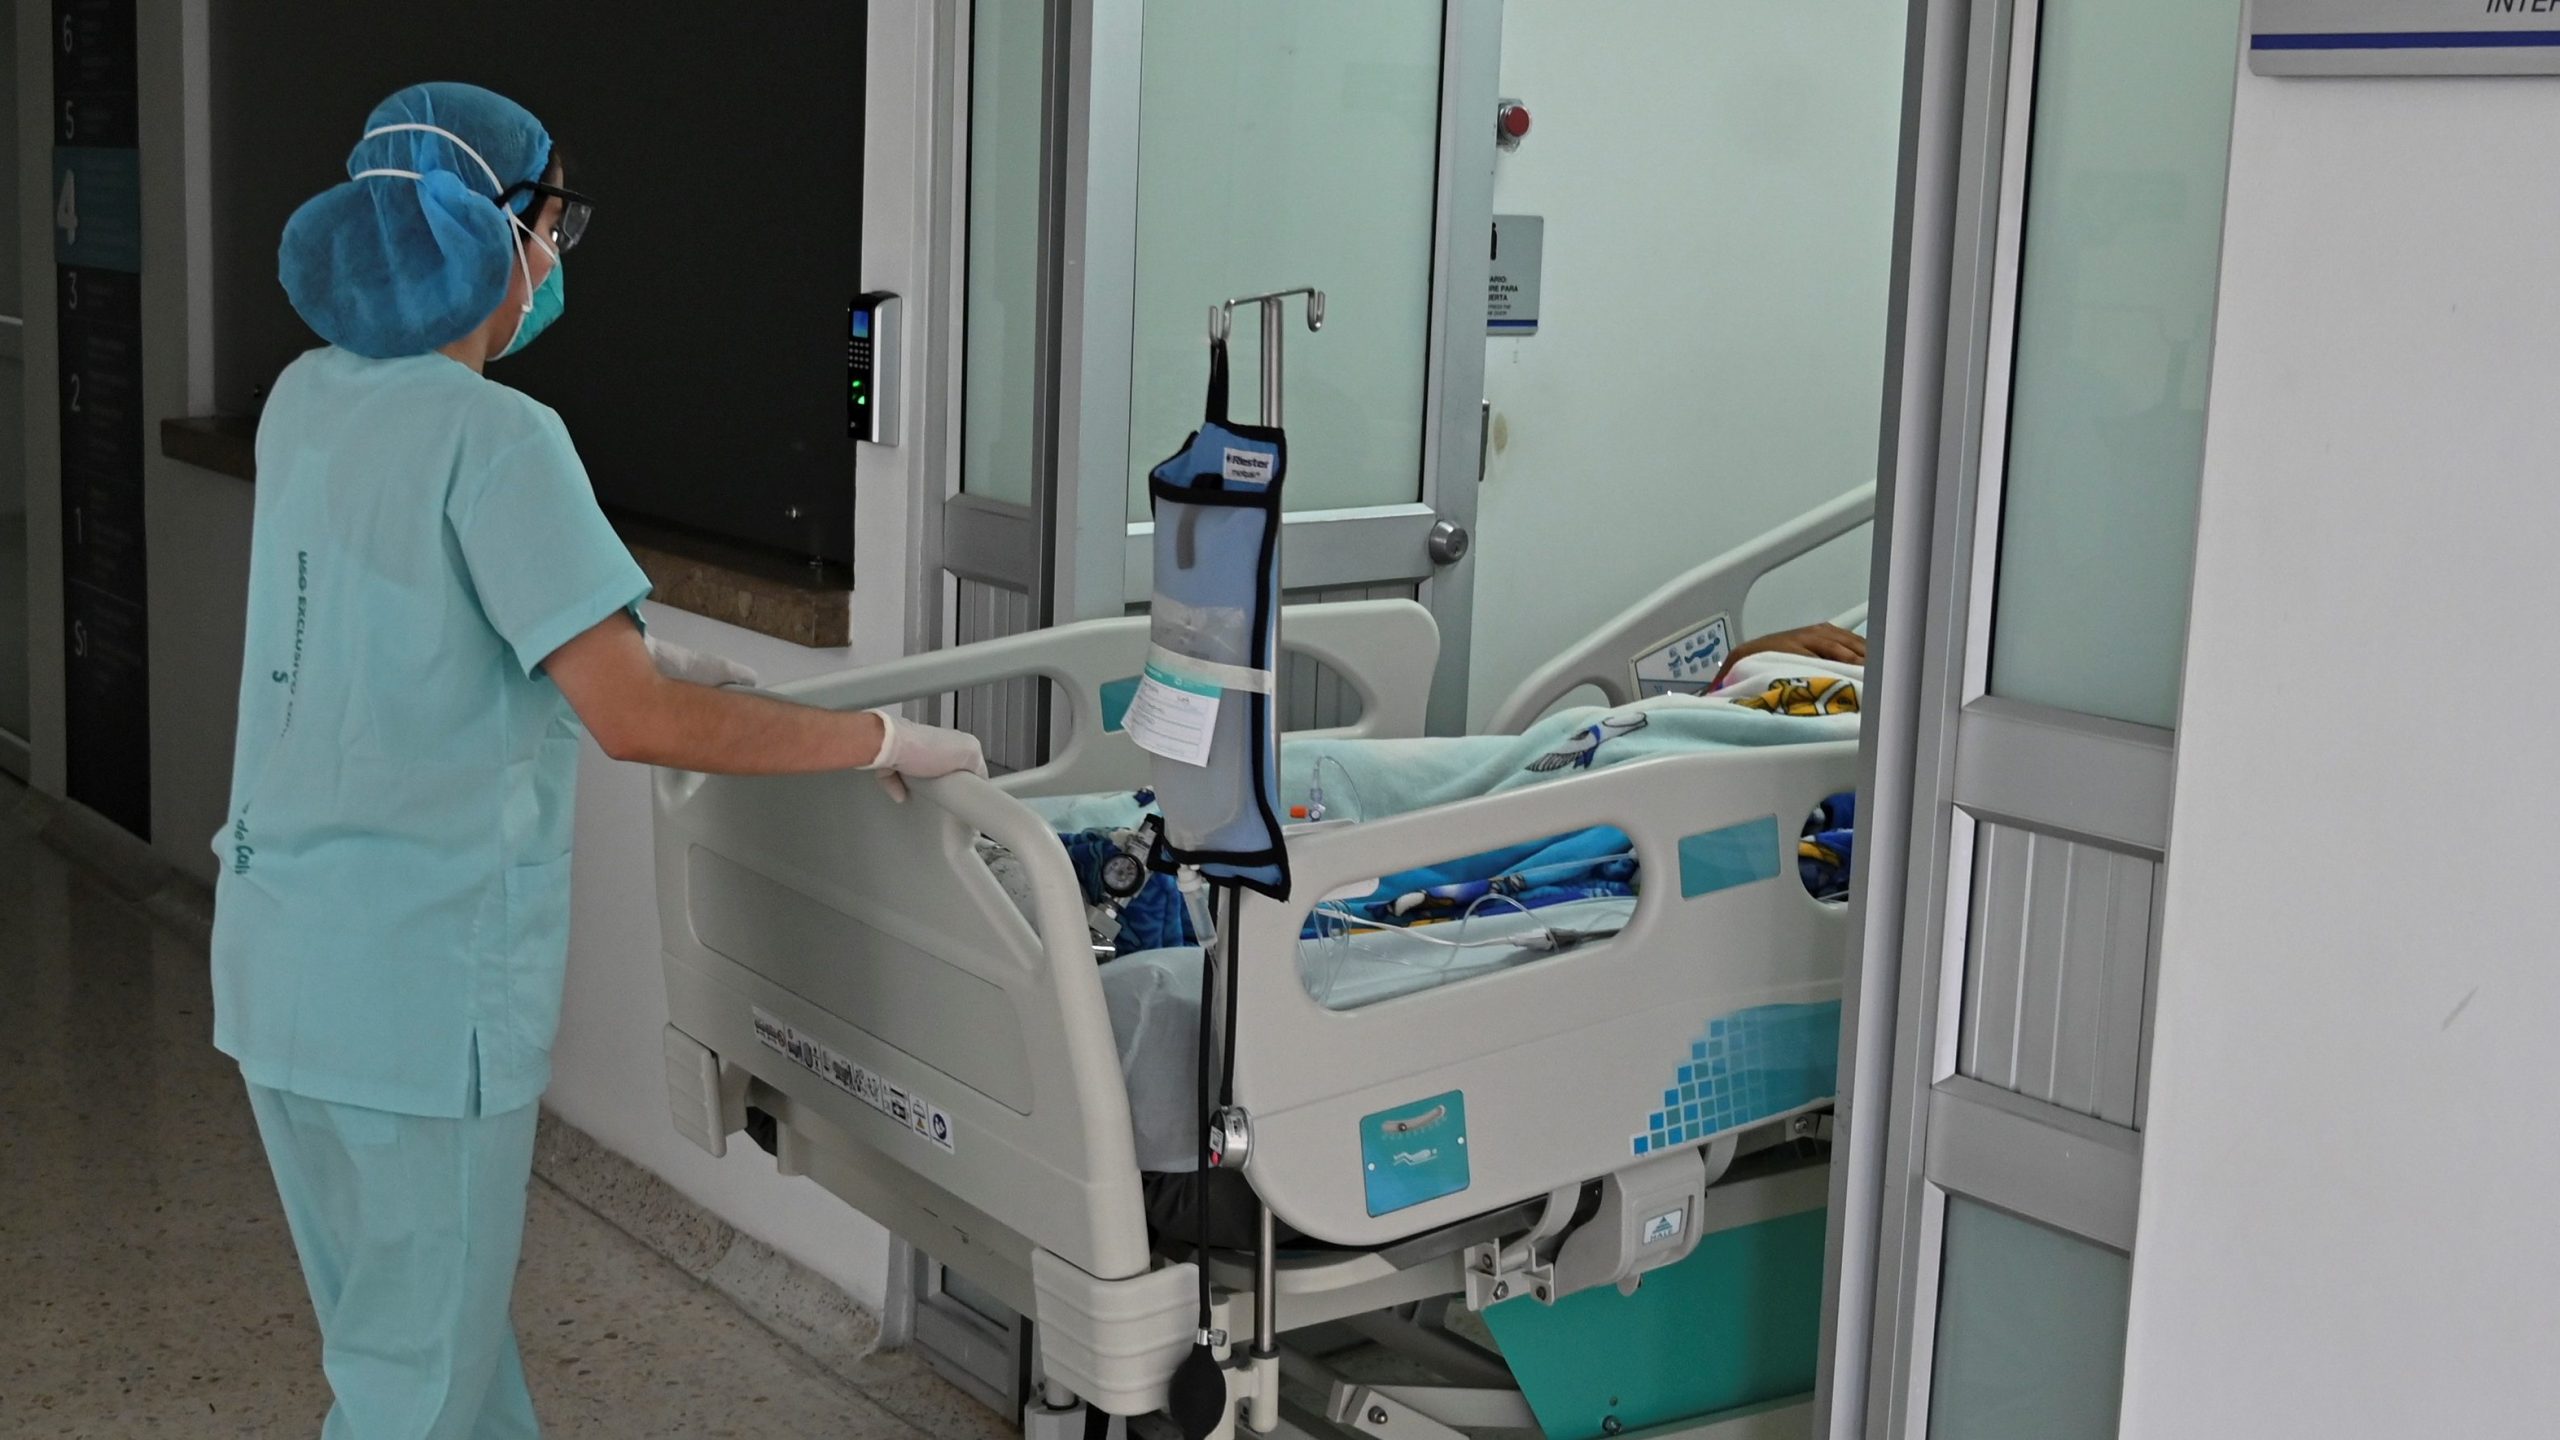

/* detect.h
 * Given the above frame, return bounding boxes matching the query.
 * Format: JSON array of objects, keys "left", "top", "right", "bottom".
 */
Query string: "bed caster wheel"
[
  {"left": 1022, "top": 1399, "right": 1125, "bottom": 1440},
  {"left": 743, "top": 1105, "right": 779, "bottom": 1157}
]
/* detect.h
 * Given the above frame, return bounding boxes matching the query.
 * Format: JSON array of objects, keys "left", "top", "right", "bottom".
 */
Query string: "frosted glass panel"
[
  {"left": 1125, "top": 0, "right": 1442, "bottom": 520},
  {"left": 1986, "top": 0, "right": 2239, "bottom": 728},
  {"left": 1928, "top": 1198, "right": 2129, "bottom": 1440},
  {"left": 960, "top": 2, "right": 1047, "bottom": 506}
]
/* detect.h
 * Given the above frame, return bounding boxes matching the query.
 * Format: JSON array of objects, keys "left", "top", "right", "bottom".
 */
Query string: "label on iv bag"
[{"left": 1124, "top": 664, "right": 1221, "bottom": 767}]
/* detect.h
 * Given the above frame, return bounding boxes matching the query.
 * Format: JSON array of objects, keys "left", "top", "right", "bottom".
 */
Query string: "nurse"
[{"left": 212, "top": 83, "right": 983, "bottom": 1438}]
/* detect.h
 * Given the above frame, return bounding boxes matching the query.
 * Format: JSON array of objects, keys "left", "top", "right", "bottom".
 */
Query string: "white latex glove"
[
  {"left": 645, "top": 634, "right": 760, "bottom": 689},
  {"left": 860, "top": 711, "right": 988, "bottom": 802}
]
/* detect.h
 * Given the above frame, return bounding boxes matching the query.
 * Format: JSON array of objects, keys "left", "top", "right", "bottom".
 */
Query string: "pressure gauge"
[{"left": 1100, "top": 851, "right": 1149, "bottom": 901}]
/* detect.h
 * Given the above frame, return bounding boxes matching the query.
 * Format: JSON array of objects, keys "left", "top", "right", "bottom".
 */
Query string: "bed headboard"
[{"left": 1486, "top": 482, "right": 1877, "bottom": 735}]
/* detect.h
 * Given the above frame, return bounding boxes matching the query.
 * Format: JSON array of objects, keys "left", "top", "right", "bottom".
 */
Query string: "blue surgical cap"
[{"left": 280, "top": 83, "right": 553, "bottom": 359}]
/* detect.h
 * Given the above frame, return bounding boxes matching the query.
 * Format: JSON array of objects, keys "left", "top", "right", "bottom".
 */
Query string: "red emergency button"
[{"left": 1497, "top": 100, "right": 1531, "bottom": 150}]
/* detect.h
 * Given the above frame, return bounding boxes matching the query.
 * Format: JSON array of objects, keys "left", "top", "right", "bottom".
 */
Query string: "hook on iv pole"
[
  {"left": 1207, "top": 288, "right": 1327, "bottom": 427},
  {"left": 1207, "top": 287, "right": 1327, "bottom": 346}
]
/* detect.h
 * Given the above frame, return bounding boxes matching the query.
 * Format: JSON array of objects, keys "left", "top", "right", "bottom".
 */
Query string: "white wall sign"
[
  {"left": 2250, "top": 0, "right": 2560, "bottom": 76},
  {"left": 1488, "top": 214, "right": 1543, "bottom": 336}
]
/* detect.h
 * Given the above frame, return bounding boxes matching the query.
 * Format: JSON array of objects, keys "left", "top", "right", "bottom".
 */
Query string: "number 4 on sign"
[{"left": 56, "top": 169, "right": 77, "bottom": 247}]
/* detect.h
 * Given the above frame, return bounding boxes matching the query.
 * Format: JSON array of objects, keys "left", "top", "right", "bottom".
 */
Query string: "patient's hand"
[{"left": 1718, "top": 623, "right": 1867, "bottom": 682}]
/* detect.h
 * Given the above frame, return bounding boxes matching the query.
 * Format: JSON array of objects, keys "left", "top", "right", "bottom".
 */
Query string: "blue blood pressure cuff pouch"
[{"left": 1131, "top": 341, "right": 1290, "bottom": 900}]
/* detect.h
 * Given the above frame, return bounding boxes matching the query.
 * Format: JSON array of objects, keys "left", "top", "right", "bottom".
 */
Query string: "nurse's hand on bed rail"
[
  {"left": 1716, "top": 623, "right": 1867, "bottom": 683},
  {"left": 860, "top": 712, "right": 989, "bottom": 803}
]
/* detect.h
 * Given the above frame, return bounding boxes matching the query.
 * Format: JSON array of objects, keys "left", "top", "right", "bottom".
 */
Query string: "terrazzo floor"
[{"left": 0, "top": 778, "right": 957, "bottom": 1438}]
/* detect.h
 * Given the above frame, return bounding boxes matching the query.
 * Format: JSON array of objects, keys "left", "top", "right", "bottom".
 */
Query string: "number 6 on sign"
[{"left": 56, "top": 169, "right": 78, "bottom": 246}]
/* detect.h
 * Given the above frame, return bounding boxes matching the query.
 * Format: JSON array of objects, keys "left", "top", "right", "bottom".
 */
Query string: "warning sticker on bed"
[
  {"left": 1360, "top": 1091, "right": 1471, "bottom": 1218},
  {"left": 1633, "top": 614, "right": 1735, "bottom": 699},
  {"left": 753, "top": 1008, "right": 956, "bottom": 1155},
  {"left": 1123, "top": 664, "right": 1220, "bottom": 767}
]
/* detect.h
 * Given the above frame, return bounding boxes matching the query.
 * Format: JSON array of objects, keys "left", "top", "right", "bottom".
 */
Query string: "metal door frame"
[
  {"left": 1822, "top": 0, "right": 2184, "bottom": 1433},
  {"left": 935, "top": 0, "right": 1089, "bottom": 660},
  {"left": 937, "top": 0, "right": 1499, "bottom": 738},
  {"left": 2, "top": 312, "right": 26, "bottom": 778}
]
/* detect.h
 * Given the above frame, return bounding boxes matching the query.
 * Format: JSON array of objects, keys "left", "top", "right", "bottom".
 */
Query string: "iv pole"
[{"left": 1204, "top": 285, "right": 1322, "bottom": 1438}]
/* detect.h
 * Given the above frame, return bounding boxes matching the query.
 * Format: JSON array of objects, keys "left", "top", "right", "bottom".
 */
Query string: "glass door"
[
  {"left": 942, "top": 0, "right": 1499, "bottom": 750},
  {"left": 1825, "top": 0, "right": 2240, "bottom": 1433},
  {"left": 1115, "top": 0, "right": 1491, "bottom": 736}
]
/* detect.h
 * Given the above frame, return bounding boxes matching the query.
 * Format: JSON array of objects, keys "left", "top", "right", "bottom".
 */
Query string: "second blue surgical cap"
[{"left": 280, "top": 83, "right": 552, "bottom": 358}]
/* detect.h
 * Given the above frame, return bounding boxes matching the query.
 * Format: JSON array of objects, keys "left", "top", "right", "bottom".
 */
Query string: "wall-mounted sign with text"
[
  {"left": 53, "top": 0, "right": 151, "bottom": 839},
  {"left": 2250, "top": 0, "right": 2560, "bottom": 77}
]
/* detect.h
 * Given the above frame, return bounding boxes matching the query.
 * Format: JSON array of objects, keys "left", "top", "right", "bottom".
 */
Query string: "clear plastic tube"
[
  {"left": 1304, "top": 903, "right": 1357, "bottom": 1006},
  {"left": 1179, "top": 869, "right": 1218, "bottom": 951},
  {"left": 1306, "top": 755, "right": 1366, "bottom": 825},
  {"left": 1294, "top": 847, "right": 1641, "bottom": 1000}
]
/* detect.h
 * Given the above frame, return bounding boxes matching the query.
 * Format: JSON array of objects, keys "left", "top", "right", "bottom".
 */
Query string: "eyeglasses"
[{"left": 498, "top": 179, "right": 594, "bottom": 253}]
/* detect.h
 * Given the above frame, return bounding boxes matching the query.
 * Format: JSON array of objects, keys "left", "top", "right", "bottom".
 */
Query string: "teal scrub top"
[{"left": 211, "top": 347, "right": 650, "bottom": 1119}]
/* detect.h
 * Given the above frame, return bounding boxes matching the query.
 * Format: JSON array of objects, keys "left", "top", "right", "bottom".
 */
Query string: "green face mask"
[{"left": 500, "top": 259, "right": 564, "bottom": 359}]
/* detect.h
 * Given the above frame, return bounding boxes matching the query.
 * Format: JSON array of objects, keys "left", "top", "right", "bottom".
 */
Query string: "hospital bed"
[{"left": 653, "top": 484, "right": 1874, "bottom": 1440}]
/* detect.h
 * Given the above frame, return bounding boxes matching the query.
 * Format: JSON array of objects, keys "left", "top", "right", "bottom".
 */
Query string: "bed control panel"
[{"left": 1632, "top": 615, "right": 1734, "bottom": 699}]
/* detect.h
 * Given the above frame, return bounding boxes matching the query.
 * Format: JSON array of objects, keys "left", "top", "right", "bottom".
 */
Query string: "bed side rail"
[
  {"left": 768, "top": 599, "right": 1440, "bottom": 796},
  {"left": 1486, "top": 483, "right": 1876, "bottom": 734},
  {"left": 1226, "top": 741, "right": 1860, "bottom": 1248}
]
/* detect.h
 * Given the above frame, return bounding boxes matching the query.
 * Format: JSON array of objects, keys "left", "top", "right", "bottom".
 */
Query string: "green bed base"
[{"left": 1481, "top": 1208, "right": 1827, "bottom": 1439}]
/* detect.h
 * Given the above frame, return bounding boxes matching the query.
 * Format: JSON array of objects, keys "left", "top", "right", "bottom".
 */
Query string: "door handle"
[
  {"left": 1477, "top": 398, "right": 1491, "bottom": 484},
  {"left": 1429, "top": 519, "right": 1471, "bottom": 567}
]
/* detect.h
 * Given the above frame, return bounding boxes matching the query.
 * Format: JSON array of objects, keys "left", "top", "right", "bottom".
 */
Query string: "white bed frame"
[
  {"left": 1490, "top": 482, "right": 1876, "bottom": 733},
  {"left": 654, "top": 485, "right": 1875, "bottom": 1440}
]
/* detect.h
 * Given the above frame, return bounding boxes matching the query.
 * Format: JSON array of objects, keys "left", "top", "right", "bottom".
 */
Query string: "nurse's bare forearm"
[
  {"left": 613, "top": 682, "right": 889, "bottom": 775},
  {"left": 544, "top": 614, "right": 886, "bottom": 774}
]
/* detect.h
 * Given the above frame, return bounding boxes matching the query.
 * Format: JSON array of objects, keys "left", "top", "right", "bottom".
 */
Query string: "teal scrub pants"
[{"left": 246, "top": 1082, "right": 543, "bottom": 1439}]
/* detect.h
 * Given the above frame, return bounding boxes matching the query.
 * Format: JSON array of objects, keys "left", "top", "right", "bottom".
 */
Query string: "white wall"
[
  {"left": 2123, "top": 64, "right": 2560, "bottom": 1438},
  {"left": 1466, "top": 0, "right": 1904, "bottom": 725}
]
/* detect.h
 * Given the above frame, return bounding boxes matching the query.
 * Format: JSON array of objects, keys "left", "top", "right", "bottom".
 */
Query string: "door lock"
[{"left": 1428, "top": 520, "right": 1471, "bottom": 566}]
